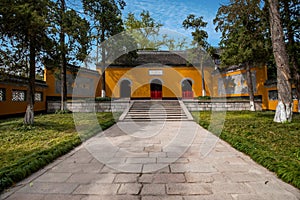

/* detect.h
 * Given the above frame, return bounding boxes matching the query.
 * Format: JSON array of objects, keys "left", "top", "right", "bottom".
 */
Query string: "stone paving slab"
[{"left": 1, "top": 121, "right": 300, "bottom": 200}]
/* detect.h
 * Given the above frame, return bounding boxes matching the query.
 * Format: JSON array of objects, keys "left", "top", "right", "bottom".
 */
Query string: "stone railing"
[
  {"left": 182, "top": 99, "right": 262, "bottom": 111},
  {"left": 47, "top": 100, "right": 130, "bottom": 113}
]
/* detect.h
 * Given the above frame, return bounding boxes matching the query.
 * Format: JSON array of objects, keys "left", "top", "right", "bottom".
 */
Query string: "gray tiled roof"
[{"left": 110, "top": 50, "right": 190, "bottom": 67}]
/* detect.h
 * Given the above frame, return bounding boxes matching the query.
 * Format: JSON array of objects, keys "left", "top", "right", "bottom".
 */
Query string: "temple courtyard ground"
[{"left": 1, "top": 119, "right": 299, "bottom": 200}]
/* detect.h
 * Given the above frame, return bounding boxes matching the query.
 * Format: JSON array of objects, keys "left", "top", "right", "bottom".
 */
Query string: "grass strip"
[
  {"left": 192, "top": 111, "right": 300, "bottom": 189},
  {"left": 0, "top": 112, "right": 117, "bottom": 192}
]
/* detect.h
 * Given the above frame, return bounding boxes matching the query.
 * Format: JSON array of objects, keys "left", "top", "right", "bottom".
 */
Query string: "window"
[
  {"left": 269, "top": 89, "right": 297, "bottom": 101},
  {"left": 0, "top": 88, "right": 5, "bottom": 101},
  {"left": 12, "top": 90, "right": 26, "bottom": 101},
  {"left": 268, "top": 90, "right": 278, "bottom": 101},
  {"left": 35, "top": 92, "right": 43, "bottom": 102}
]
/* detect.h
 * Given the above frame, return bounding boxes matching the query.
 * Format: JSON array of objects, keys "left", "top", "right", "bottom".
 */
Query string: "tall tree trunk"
[
  {"left": 246, "top": 63, "right": 256, "bottom": 111},
  {"left": 100, "top": 29, "right": 106, "bottom": 98},
  {"left": 24, "top": 39, "right": 35, "bottom": 125},
  {"left": 60, "top": 0, "right": 67, "bottom": 111},
  {"left": 268, "top": 0, "right": 293, "bottom": 122},
  {"left": 201, "top": 57, "right": 206, "bottom": 96},
  {"left": 292, "top": 64, "right": 300, "bottom": 113},
  {"left": 283, "top": 0, "right": 300, "bottom": 112}
]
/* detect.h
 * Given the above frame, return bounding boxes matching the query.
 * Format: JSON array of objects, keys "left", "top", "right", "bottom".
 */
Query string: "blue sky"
[{"left": 122, "top": 0, "right": 229, "bottom": 47}]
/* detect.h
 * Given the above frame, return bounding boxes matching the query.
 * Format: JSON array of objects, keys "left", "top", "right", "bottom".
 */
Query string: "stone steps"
[{"left": 122, "top": 100, "right": 190, "bottom": 121}]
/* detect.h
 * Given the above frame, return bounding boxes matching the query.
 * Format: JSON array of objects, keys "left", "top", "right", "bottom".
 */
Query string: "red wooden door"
[
  {"left": 150, "top": 80, "right": 162, "bottom": 99},
  {"left": 182, "top": 91, "right": 193, "bottom": 99}
]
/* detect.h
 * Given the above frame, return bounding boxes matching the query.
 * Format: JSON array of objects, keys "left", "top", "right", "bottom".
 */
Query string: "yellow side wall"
[
  {"left": 0, "top": 84, "right": 46, "bottom": 116},
  {"left": 211, "top": 66, "right": 268, "bottom": 109},
  {"left": 105, "top": 66, "right": 211, "bottom": 98},
  {"left": 211, "top": 67, "right": 267, "bottom": 97},
  {"left": 44, "top": 68, "right": 101, "bottom": 98},
  {"left": 266, "top": 86, "right": 299, "bottom": 112}
]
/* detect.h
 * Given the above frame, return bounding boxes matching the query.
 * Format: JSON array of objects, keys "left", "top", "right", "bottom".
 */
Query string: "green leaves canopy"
[
  {"left": 45, "top": 1, "right": 90, "bottom": 68},
  {"left": 82, "top": 0, "right": 125, "bottom": 42},
  {"left": 214, "top": 0, "right": 269, "bottom": 67},
  {"left": 125, "top": 10, "right": 187, "bottom": 50},
  {"left": 124, "top": 10, "right": 164, "bottom": 50},
  {"left": 183, "top": 14, "right": 208, "bottom": 49},
  {"left": 0, "top": 0, "right": 52, "bottom": 73}
]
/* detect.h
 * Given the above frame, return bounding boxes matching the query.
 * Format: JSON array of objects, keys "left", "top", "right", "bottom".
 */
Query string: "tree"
[
  {"left": 280, "top": 0, "right": 300, "bottom": 112},
  {"left": 183, "top": 14, "right": 209, "bottom": 49},
  {"left": 268, "top": 0, "right": 293, "bottom": 122},
  {"left": 45, "top": 0, "right": 90, "bottom": 111},
  {"left": 82, "top": 0, "right": 125, "bottom": 97},
  {"left": 58, "top": 0, "right": 67, "bottom": 112},
  {"left": 125, "top": 10, "right": 187, "bottom": 51},
  {"left": 214, "top": 0, "right": 269, "bottom": 111},
  {"left": 183, "top": 14, "right": 209, "bottom": 97},
  {"left": 124, "top": 10, "right": 163, "bottom": 50},
  {"left": 0, "top": 0, "right": 52, "bottom": 125}
]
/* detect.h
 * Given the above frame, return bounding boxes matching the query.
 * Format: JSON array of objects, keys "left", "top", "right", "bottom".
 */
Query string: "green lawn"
[
  {"left": 192, "top": 111, "right": 300, "bottom": 189},
  {"left": 0, "top": 112, "right": 117, "bottom": 192}
]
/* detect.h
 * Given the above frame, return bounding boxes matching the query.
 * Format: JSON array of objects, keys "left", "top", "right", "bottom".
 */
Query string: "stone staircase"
[{"left": 121, "top": 100, "right": 192, "bottom": 122}]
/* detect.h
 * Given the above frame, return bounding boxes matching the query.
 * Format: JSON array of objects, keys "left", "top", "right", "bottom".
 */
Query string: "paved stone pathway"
[{"left": 1, "top": 101, "right": 299, "bottom": 200}]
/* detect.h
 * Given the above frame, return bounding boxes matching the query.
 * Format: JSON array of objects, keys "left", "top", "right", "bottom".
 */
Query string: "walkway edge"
[
  {"left": 119, "top": 100, "right": 133, "bottom": 121},
  {"left": 179, "top": 100, "right": 194, "bottom": 121}
]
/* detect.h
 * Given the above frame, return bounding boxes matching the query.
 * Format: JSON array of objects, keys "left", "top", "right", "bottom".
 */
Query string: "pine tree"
[
  {"left": 0, "top": 0, "right": 52, "bottom": 124},
  {"left": 280, "top": 0, "right": 300, "bottom": 112},
  {"left": 82, "top": 0, "right": 125, "bottom": 97},
  {"left": 268, "top": 0, "right": 293, "bottom": 122},
  {"left": 214, "top": 0, "right": 269, "bottom": 111},
  {"left": 183, "top": 14, "right": 209, "bottom": 97},
  {"left": 45, "top": 0, "right": 90, "bottom": 111}
]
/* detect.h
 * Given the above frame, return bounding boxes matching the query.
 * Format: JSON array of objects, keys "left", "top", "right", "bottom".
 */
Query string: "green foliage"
[
  {"left": 82, "top": 0, "right": 127, "bottom": 97},
  {"left": 0, "top": 0, "right": 53, "bottom": 72},
  {"left": 0, "top": 0, "right": 54, "bottom": 124},
  {"left": 280, "top": 0, "right": 300, "bottom": 64},
  {"left": 125, "top": 10, "right": 187, "bottom": 50},
  {"left": 193, "top": 111, "right": 300, "bottom": 189},
  {"left": 197, "top": 96, "right": 211, "bottom": 100},
  {"left": 0, "top": 113, "right": 116, "bottom": 192},
  {"left": 82, "top": 0, "right": 125, "bottom": 45},
  {"left": 213, "top": 0, "right": 271, "bottom": 109},
  {"left": 46, "top": 5, "right": 90, "bottom": 66},
  {"left": 214, "top": 0, "right": 270, "bottom": 67},
  {"left": 95, "top": 97, "right": 112, "bottom": 102},
  {"left": 280, "top": 0, "right": 300, "bottom": 99},
  {"left": 182, "top": 14, "right": 209, "bottom": 49},
  {"left": 125, "top": 10, "right": 162, "bottom": 50}
]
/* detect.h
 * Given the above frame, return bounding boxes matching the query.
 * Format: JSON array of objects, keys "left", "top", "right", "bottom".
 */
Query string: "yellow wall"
[
  {"left": 0, "top": 84, "right": 46, "bottom": 116},
  {"left": 211, "top": 66, "right": 269, "bottom": 109},
  {"left": 105, "top": 66, "right": 211, "bottom": 98},
  {"left": 211, "top": 66, "right": 267, "bottom": 97},
  {"left": 45, "top": 68, "right": 101, "bottom": 98},
  {"left": 266, "top": 86, "right": 299, "bottom": 112},
  {"left": 2, "top": 64, "right": 299, "bottom": 116}
]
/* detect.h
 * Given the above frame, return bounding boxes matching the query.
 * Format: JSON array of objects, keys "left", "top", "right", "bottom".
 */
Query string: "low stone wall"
[
  {"left": 183, "top": 100, "right": 262, "bottom": 111},
  {"left": 48, "top": 100, "right": 262, "bottom": 113},
  {"left": 47, "top": 100, "right": 130, "bottom": 113}
]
